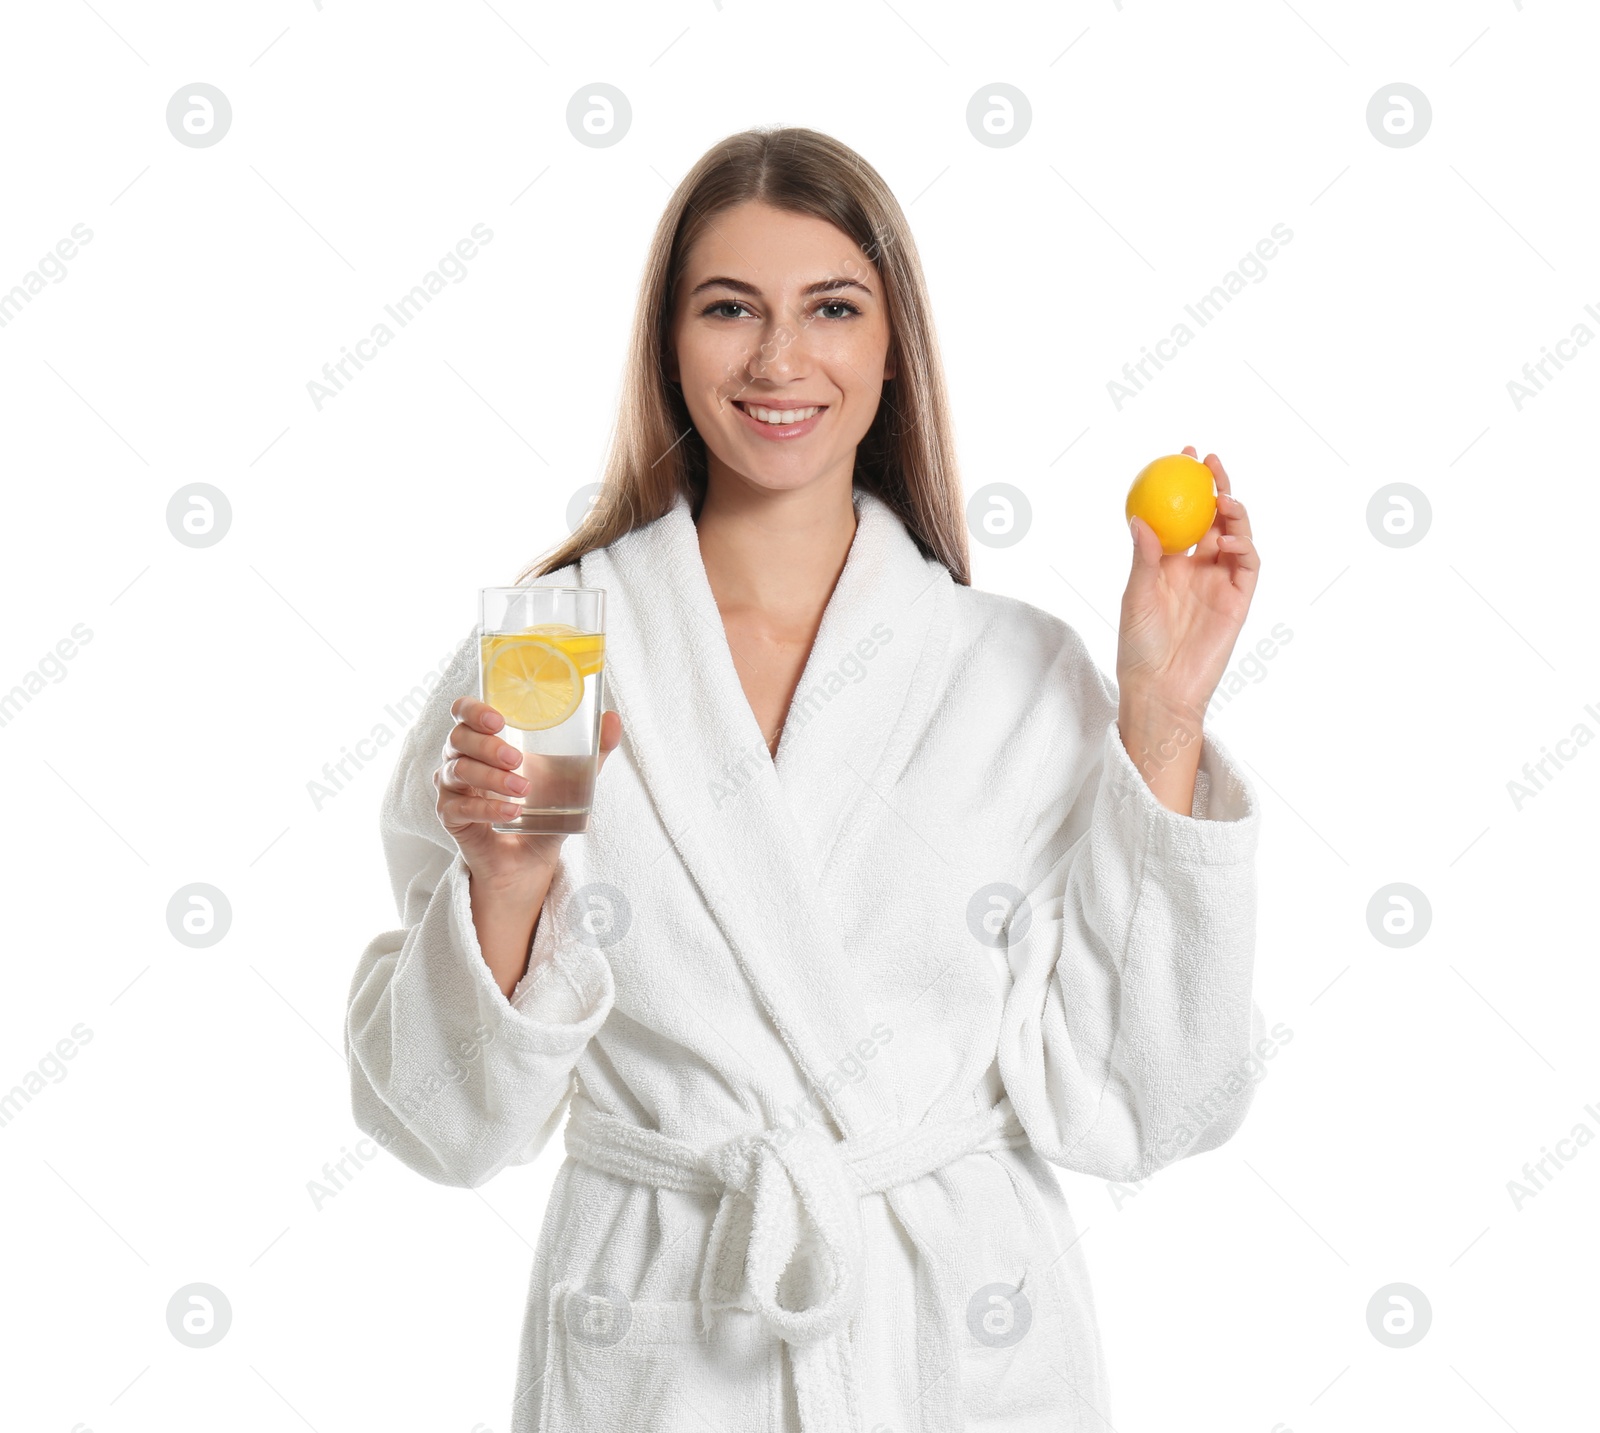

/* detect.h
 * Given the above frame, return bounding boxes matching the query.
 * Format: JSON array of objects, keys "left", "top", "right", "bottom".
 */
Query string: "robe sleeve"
[
  {"left": 344, "top": 628, "right": 615, "bottom": 1189},
  {"left": 995, "top": 627, "right": 1264, "bottom": 1185}
]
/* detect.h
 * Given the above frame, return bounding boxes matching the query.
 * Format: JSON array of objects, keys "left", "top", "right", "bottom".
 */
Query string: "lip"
[{"left": 731, "top": 399, "right": 829, "bottom": 442}]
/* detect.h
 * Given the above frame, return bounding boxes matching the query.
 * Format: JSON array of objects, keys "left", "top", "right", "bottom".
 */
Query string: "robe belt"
[{"left": 563, "top": 1099, "right": 1030, "bottom": 1432}]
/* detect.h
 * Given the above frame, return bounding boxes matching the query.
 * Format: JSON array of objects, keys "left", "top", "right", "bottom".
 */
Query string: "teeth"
[{"left": 742, "top": 404, "right": 821, "bottom": 425}]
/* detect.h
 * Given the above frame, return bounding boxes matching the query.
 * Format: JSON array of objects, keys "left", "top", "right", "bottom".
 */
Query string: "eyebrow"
[{"left": 687, "top": 275, "right": 874, "bottom": 300}]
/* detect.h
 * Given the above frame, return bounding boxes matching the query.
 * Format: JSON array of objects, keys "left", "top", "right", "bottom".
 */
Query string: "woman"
[{"left": 346, "top": 125, "right": 1265, "bottom": 1433}]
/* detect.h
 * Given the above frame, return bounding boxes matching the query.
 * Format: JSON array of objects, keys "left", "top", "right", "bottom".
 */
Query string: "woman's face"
[{"left": 667, "top": 200, "right": 896, "bottom": 499}]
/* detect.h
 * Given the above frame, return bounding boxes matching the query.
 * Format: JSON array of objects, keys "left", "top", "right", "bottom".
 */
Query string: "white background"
[{"left": 2, "top": 1, "right": 1595, "bottom": 1430}]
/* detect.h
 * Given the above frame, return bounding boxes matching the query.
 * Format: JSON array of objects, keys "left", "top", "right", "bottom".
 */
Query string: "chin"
[
  {"left": 739, "top": 469, "right": 826, "bottom": 494},
  {"left": 711, "top": 463, "right": 838, "bottom": 500}
]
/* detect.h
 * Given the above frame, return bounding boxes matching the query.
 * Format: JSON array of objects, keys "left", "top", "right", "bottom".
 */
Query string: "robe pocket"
[
  {"left": 539, "top": 1280, "right": 781, "bottom": 1433},
  {"left": 959, "top": 1272, "right": 1076, "bottom": 1431}
]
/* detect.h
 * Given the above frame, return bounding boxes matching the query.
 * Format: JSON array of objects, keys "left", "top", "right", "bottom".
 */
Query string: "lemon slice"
[
  {"left": 521, "top": 623, "right": 605, "bottom": 677},
  {"left": 486, "top": 639, "right": 583, "bottom": 730}
]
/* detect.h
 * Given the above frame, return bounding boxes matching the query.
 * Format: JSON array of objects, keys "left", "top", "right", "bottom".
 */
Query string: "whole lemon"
[{"left": 1126, "top": 454, "right": 1218, "bottom": 554}]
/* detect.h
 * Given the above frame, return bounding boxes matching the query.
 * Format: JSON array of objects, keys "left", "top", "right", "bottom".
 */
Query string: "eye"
[
  {"left": 702, "top": 300, "right": 750, "bottom": 319},
  {"left": 817, "top": 300, "right": 861, "bottom": 319}
]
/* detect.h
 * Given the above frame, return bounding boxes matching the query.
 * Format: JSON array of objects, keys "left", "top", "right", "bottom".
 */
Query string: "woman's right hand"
[{"left": 435, "top": 697, "right": 623, "bottom": 887}]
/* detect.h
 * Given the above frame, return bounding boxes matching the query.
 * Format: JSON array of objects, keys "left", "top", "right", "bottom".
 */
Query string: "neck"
[{"left": 694, "top": 473, "right": 858, "bottom": 625}]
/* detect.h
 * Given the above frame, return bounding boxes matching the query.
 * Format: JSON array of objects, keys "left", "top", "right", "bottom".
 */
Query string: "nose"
[{"left": 745, "top": 306, "right": 815, "bottom": 383}]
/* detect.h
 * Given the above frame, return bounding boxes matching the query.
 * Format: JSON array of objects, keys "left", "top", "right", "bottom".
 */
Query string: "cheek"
[
  {"left": 826, "top": 317, "right": 891, "bottom": 366},
  {"left": 698, "top": 385, "right": 735, "bottom": 420},
  {"left": 681, "top": 332, "right": 759, "bottom": 396},
  {"left": 821, "top": 331, "right": 891, "bottom": 399}
]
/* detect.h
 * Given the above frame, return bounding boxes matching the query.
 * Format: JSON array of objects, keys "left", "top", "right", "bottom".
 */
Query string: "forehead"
[{"left": 680, "top": 202, "right": 874, "bottom": 287}]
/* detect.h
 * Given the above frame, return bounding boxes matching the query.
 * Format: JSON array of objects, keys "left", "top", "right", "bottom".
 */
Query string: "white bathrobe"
[{"left": 345, "top": 484, "right": 1265, "bottom": 1433}]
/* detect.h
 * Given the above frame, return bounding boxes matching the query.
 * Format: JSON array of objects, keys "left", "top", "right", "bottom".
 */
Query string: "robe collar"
[{"left": 579, "top": 485, "right": 955, "bottom": 1138}]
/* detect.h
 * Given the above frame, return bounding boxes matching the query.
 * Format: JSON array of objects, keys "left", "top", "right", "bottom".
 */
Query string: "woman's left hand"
[{"left": 1116, "top": 446, "right": 1260, "bottom": 736}]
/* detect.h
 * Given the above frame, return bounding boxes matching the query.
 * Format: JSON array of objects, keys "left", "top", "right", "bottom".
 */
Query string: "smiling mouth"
[{"left": 732, "top": 400, "right": 828, "bottom": 427}]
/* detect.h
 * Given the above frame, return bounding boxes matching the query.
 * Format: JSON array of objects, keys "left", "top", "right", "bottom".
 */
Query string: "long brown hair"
[{"left": 519, "top": 124, "right": 970, "bottom": 586}]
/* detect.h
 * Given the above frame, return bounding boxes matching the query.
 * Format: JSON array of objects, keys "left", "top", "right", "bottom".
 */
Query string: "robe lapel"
[
  {"left": 580, "top": 486, "right": 954, "bottom": 1141},
  {"left": 768, "top": 495, "right": 949, "bottom": 883}
]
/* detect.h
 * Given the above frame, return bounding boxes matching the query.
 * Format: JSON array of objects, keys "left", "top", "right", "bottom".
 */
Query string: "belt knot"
[
  {"left": 697, "top": 1118, "right": 863, "bottom": 1346},
  {"left": 562, "top": 1100, "right": 1029, "bottom": 1358}
]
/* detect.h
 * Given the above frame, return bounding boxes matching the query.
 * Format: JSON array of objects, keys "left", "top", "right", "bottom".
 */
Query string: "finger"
[
  {"left": 1194, "top": 464, "right": 1246, "bottom": 563},
  {"left": 445, "top": 698, "right": 512, "bottom": 771},
  {"left": 447, "top": 715, "right": 524, "bottom": 773},
  {"left": 443, "top": 790, "right": 526, "bottom": 826},
  {"left": 452, "top": 695, "right": 506, "bottom": 735},
  {"left": 1173, "top": 445, "right": 1224, "bottom": 553},
  {"left": 594, "top": 710, "right": 625, "bottom": 779},
  {"left": 1128, "top": 513, "right": 1161, "bottom": 573},
  {"left": 1216, "top": 532, "right": 1262, "bottom": 573},
  {"left": 442, "top": 753, "right": 531, "bottom": 799},
  {"left": 1215, "top": 489, "right": 1252, "bottom": 540},
  {"left": 1192, "top": 480, "right": 1231, "bottom": 561}
]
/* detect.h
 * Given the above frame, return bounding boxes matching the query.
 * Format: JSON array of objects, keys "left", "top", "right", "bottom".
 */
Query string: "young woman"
[{"left": 347, "top": 125, "right": 1265, "bottom": 1433}]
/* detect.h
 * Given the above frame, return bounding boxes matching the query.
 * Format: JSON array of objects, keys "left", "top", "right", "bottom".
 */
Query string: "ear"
[{"left": 884, "top": 349, "right": 897, "bottom": 383}]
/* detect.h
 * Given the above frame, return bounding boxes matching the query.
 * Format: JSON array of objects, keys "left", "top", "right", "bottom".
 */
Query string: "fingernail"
[
  {"left": 508, "top": 775, "right": 531, "bottom": 794},
  {"left": 1129, "top": 517, "right": 1138, "bottom": 544}
]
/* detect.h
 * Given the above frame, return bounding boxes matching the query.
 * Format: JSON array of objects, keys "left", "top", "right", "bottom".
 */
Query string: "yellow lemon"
[
  {"left": 1126, "top": 454, "right": 1218, "bottom": 554},
  {"left": 484, "top": 639, "right": 583, "bottom": 730}
]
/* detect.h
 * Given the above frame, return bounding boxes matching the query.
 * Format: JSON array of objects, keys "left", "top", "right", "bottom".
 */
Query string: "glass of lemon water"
[{"left": 477, "top": 586, "right": 606, "bottom": 835}]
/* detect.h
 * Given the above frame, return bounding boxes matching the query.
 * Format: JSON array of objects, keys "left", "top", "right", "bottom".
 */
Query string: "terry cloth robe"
[{"left": 345, "top": 484, "right": 1265, "bottom": 1433}]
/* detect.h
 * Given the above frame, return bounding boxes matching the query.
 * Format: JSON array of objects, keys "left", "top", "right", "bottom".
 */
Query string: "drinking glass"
[{"left": 477, "top": 586, "right": 606, "bottom": 835}]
